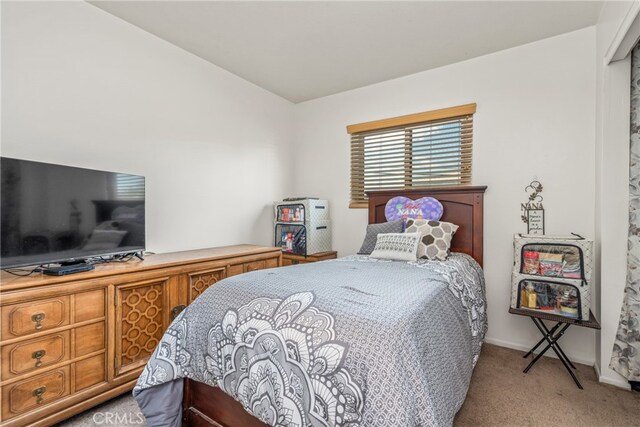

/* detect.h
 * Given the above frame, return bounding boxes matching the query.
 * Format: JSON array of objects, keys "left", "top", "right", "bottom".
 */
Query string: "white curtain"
[{"left": 609, "top": 44, "right": 640, "bottom": 392}]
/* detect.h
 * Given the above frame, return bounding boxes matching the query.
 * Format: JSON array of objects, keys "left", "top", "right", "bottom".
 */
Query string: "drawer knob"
[
  {"left": 32, "top": 349, "right": 46, "bottom": 367},
  {"left": 32, "top": 386, "right": 46, "bottom": 404},
  {"left": 171, "top": 305, "right": 186, "bottom": 321},
  {"left": 32, "top": 312, "right": 46, "bottom": 330}
]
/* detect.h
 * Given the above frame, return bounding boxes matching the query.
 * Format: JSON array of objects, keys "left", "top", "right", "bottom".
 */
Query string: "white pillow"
[{"left": 369, "top": 232, "right": 421, "bottom": 262}]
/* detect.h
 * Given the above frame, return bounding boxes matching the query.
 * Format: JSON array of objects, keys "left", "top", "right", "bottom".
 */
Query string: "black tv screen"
[{"left": 1, "top": 157, "right": 145, "bottom": 268}]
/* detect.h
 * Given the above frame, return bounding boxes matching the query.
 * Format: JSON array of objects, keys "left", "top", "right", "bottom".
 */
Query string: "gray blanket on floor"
[{"left": 133, "top": 254, "right": 487, "bottom": 427}]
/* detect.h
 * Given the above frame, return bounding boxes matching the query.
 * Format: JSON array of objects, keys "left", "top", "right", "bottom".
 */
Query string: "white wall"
[
  {"left": 1, "top": 1, "right": 294, "bottom": 254},
  {"left": 293, "top": 28, "right": 598, "bottom": 364},
  {"left": 3, "top": 0, "right": 627, "bottom": 379},
  {"left": 594, "top": 0, "right": 637, "bottom": 389}
]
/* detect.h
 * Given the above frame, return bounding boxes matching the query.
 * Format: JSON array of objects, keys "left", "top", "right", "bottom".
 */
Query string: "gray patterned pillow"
[
  {"left": 369, "top": 232, "right": 421, "bottom": 261},
  {"left": 357, "top": 220, "right": 404, "bottom": 255},
  {"left": 405, "top": 219, "right": 459, "bottom": 261}
]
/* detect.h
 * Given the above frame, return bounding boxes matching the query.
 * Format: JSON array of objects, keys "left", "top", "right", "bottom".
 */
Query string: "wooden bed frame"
[
  {"left": 367, "top": 186, "right": 486, "bottom": 266},
  {"left": 181, "top": 186, "right": 487, "bottom": 426}
]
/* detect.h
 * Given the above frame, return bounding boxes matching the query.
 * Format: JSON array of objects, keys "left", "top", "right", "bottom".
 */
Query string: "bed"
[{"left": 133, "top": 186, "right": 487, "bottom": 427}]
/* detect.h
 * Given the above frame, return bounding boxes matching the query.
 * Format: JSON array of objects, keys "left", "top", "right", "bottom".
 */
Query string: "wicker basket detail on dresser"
[
  {"left": 188, "top": 268, "right": 225, "bottom": 302},
  {"left": 115, "top": 278, "right": 170, "bottom": 376}
]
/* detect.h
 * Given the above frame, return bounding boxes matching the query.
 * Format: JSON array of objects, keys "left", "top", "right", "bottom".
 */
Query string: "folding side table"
[{"left": 508, "top": 307, "right": 601, "bottom": 389}]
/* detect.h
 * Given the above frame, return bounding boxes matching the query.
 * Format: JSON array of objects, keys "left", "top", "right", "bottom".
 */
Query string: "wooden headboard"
[{"left": 367, "top": 186, "right": 487, "bottom": 266}]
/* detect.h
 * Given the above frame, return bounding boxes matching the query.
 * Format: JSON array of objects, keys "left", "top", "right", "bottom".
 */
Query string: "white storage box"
[
  {"left": 274, "top": 199, "right": 332, "bottom": 256},
  {"left": 511, "top": 234, "right": 593, "bottom": 320},
  {"left": 274, "top": 199, "right": 330, "bottom": 223}
]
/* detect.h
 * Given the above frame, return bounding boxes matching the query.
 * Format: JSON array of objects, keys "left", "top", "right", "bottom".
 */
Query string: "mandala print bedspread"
[{"left": 133, "top": 253, "right": 487, "bottom": 427}]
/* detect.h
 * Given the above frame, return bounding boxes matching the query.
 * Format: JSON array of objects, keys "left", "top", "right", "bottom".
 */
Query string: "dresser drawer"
[
  {"left": 264, "top": 256, "right": 280, "bottom": 269},
  {"left": 74, "top": 289, "right": 106, "bottom": 323},
  {"left": 226, "top": 264, "right": 244, "bottom": 277},
  {"left": 1, "top": 296, "right": 71, "bottom": 340},
  {"left": 75, "top": 353, "right": 106, "bottom": 391},
  {"left": 1, "top": 366, "right": 70, "bottom": 419},
  {"left": 244, "top": 260, "right": 266, "bottom": 273},
  {"left": 1, "top": 331, "right": 70, "bottom": 380},
  {"left": 75, "top": 322, "right": 105, "bottom": 357},
  {"left": 227, "top": 256, "right": 280, "bottom": 277}
]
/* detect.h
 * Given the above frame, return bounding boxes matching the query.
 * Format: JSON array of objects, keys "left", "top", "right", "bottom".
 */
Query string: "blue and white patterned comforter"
[{"left": 133, "top": 253, "right": 487, "bottom": 427}]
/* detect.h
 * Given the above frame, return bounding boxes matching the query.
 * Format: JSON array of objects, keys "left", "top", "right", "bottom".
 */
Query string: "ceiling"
[{"left": 90, "top": 1, "right": 603, "bottom": 103}]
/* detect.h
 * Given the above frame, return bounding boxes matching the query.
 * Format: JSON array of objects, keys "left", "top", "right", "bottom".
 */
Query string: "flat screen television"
[{"left": 1, "top": 157, "right": 145, "bottom": 269}]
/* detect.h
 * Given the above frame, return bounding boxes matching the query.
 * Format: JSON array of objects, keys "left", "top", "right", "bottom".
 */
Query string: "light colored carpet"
[
  {"left": 54, "top": 392, "right": 145, "bottom": 427},
  {"left": 455, "top": 344, "right": 640, "bottom": 427},
  {"left": 55, "top": 344, "right": 640, "bottom": 426}
]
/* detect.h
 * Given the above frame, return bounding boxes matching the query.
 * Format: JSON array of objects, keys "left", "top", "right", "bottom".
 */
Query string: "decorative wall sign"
[
  {"left": 521, "top": 180, "right": 545, "bottom": 235},
  {"left": 385, "top": 196, "right": 443, "bottom": 222},
  {"left": 526, "top": 209, "right": 545, "bottom": 234}
]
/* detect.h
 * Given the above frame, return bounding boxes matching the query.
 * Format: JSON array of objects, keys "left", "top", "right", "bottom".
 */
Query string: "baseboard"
[
  {"left": 484, "top": 338, "right": 635, "bottom": 390},
  {"left": 599, "top": 375, "right": 631, "bottom": 390},
  {"left": 483, "top": 337, "right": 595, "bottom": 366},
  {"left": 595, "top": 364, "right": 632, "bottom": 390}
]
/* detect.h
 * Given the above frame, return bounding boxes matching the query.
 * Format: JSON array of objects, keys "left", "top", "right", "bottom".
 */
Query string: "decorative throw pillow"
[
  {"left": 405, "top": 219, "right": 459, "bottom": 261},
  {"left": 384, "top": 196, "right": 444, "bottom": 222},
  {"left": 369, "top": 232, "right": 421, "bottom": 262},
  {"left": 357, "top": 219, "right": 404, "bottom": 255}
]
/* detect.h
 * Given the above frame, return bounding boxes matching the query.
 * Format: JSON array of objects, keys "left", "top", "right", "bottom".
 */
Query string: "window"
[
  {"left": 113, "top": 173, "right": 145, "bottom": 200},
  {"left": 347, "top": 103, "right": 475, "bottom": 208}
]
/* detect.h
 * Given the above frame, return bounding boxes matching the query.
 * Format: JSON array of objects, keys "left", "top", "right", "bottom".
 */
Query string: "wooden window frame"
[{"left": 348, "top": 103, "right": 476, "bottom": 208}]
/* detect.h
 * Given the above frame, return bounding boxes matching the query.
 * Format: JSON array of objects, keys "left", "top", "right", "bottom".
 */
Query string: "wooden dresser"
[{"left": 0, "top": 245, "right": 281, "bottom": 427}]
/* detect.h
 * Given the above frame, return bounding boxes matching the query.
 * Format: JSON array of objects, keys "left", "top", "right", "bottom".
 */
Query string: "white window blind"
[
  {"left": 114, "top": 173, "right": 145, "bottom": 200},
  {"left": 348, "top": 103, "right": 475, "bottom": 208}
]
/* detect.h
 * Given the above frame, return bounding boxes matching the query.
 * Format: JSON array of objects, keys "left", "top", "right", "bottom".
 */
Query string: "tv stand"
[
  {"left": 42, "top": 262, "right": 94, "bottom": 276},
  {"left": 0, "top": 245, "right": 282, "bottom": 427}
]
